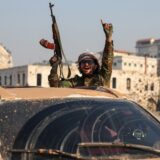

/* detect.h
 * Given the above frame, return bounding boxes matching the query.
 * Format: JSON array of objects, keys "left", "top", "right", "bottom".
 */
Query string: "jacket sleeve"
[
  {"left": 48, "top": 63, "right": 75, "bottom": 88},
  {"left": 100, "top": 40, "right": 114, "bottom": 87}
]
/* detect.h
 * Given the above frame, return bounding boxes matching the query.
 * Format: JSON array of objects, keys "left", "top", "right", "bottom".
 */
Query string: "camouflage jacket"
[{"left": 48, "top": 41, "right": 113, "bottom": 88}]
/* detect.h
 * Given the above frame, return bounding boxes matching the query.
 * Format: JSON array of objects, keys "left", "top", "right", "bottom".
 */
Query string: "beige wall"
[
  {"left": 0, "top": 65, "right": 50, "bottom": 87},
  {"left": 0, "top": 45, "right": 13, "bottom": 69}
]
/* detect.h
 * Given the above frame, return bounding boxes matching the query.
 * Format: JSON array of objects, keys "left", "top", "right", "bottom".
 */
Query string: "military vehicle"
[{"left": 1, "top": 86, "right": 160, "bottom": 160}]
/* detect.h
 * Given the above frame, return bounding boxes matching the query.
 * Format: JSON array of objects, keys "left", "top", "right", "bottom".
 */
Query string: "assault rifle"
[{"left": 49, "top": 2, "right": 71, "bottom": 78}]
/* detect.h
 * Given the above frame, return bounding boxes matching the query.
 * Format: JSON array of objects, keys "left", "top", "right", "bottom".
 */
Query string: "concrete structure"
[
  {"left": 0, "top": 65, "right": 50, "bottom": 87},
  {"left": 110, "top": 50, "right": 160, "bottom": 111},
  {"left": 113, "top": 52, "right": 157, "bottom": 75},
  {"left": 0, "top": 63, "right": 79, "bottom": 88},
  {"left": 0, "top": 44, "right": 13, "bottom": 69},
  {"left": 135, "top": 38, "right": 160, "bottom": 58}
]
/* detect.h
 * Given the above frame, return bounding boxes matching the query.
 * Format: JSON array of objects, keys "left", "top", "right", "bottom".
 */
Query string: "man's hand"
[
  {"left": 49, "top": 55, "right": 61, "bottom": 66},
  {"left": 39, "top": 39, "right": 55, "bottom": 49},
  {"left": 101, "top": 19, "right": 113, "bottom": 42}
]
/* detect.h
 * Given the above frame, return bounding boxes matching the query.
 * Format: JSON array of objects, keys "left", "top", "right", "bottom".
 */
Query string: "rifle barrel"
[{"left": 49, "top": 3, "right": 54, "bottom": 18}]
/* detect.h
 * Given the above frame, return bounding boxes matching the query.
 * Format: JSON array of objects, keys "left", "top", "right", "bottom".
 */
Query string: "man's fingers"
[
  {"left": 101, "top": 19, "right": 104, "bottom": 25},
  {"left": 101, "top": 20, "right": 112, "bottom": 30},
  {"left": 39, "top": 39, "right": 45, "bottom": 44},
  {"left": 109, "top": 23, "right": 113, "bottom": 28}
]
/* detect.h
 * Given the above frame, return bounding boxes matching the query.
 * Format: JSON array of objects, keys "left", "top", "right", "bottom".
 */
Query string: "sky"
[{"left": 0, "top": 0, "right": 160, "bottom": 66}]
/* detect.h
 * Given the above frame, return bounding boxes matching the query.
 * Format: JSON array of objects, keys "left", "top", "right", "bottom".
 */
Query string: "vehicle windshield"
[
  {"left": 11, "top": 99, "right": 160, "bottom": 160},
  {"left": 77, "top": 99, "right": 160, "bottom": 147}
]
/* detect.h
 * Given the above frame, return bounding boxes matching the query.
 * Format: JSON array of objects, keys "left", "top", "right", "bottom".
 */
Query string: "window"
[
  {"left": 112, "top": 77, "right": 116, "bottom": 89},
  {"left": 9, "top": 75, "right": 12, "bottom": 86},
  {"left": 126, "top": 78, "right": 131, "bottom": 90},
  {"left": 17, "top": 74, "right": 20, "bottom": 85},
  {"left": 4, "top": 76, "right": 7, "bottom": 85},
  {"left": 113, "top": 62, "right": 117, "bottom": 66},
  {"left": 22, "top": 73, "right": 25, "bottom": 86},
  {"left": 151, "top": 83, "right": 154, "bottom": 91},
  {"left": 145, "top": 84, "right": 148, "bottom": 91},
  {"left": 37, "top": 74, "right": 42, "bottom": 86}
]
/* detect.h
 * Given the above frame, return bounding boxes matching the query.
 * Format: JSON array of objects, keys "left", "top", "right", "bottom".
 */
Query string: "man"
[{"left": 40, "top": 20, "right": 113, "bottom": 88}]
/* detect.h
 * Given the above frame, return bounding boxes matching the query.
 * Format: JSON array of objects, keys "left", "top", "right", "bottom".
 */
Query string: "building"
[
  {"left": 0, "top": 44, "right": 13, "bottom": 69},
  {"left": 135, "top": 38, "right": 160, "bottom": 58},
  {"left": 111, "top": 50, "right": 160, "bottom": 111},
  {"left": 135, "top": 38, "right": 160, "bottom": 76},
  {"left": 0, "top": 63, "right": 79, "bottom": 88},
  {"left": 0, "top": 65, "right": 50, "bottom": 87},
  {"left": 113, "top": 50, "right": 157, "bottom": 75}
]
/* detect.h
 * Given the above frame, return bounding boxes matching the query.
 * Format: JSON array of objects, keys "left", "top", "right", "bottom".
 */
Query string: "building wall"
[
  {"left": 0, "top": 64, "right": 78, "bottom": 88},
  {"left": 111, "top": 70, "right": 159, "bottom": 110},
  {"left": 27, "top": 65, "right": 50, "bottom": 87},
  {"left": 0, "top": 65, "right": 50, "bottom": 87},
  {"left": 135, "top": 38, "right": 160, "bottom": 58},
  {"left": 0, "top": 66, "right": 27, "bottom": 86},
  {"left": 96, "top": 50, "right": 160, "bottom": 110},
  {"left": 158, "top": 59, "right": 160, "bottom": 76},
  {"left": 0, "top": 45, "right": 13, "bottom": 69},
  {"left": 113, "top": 52, "right": 157, "bottom": 75}
]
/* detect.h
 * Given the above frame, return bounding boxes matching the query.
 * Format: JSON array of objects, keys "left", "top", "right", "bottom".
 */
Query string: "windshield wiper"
[
  {"left": 9, "top": 148, "right": 85, "bottom": 159},
  {"left": 9, "top": 143, "right": 160, "bottom": 159},
  {"left": 78, "top": 142, "right": 160, "bottom": 155}
]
